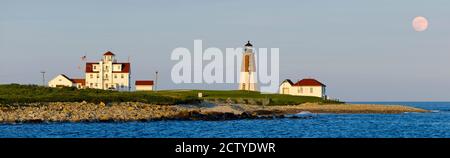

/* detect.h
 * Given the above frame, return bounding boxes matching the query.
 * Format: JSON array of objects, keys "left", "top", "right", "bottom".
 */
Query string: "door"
[{"left": 282, "top": 88, "right": 289, "bottom": 94}]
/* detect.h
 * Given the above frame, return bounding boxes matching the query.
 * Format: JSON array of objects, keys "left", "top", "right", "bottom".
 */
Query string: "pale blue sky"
[{"left": 1, "top": 0, "right": 450, "bottom": 101}]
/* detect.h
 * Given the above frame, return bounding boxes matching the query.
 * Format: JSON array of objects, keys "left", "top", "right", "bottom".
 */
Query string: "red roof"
[
  {"left": 70, "top": 79, "right": 85, "bottom": 86},
  {"left": 85, "top": 62, "right": 96, "bottom": 73},
  {"left": 293, "top": 79, "right": 326, "bottom": 87},
  {"left": 103, "top": 51, "right": 115, "bottom": 56},
  {"left": 135, "top": 80, "right": 154, "bottom": 85},
  {"left": 114, "top": 63, "right": 130, "bottom": 73},
  {"left": 85, "top": 62, "right": 130, "bottom": 73}
]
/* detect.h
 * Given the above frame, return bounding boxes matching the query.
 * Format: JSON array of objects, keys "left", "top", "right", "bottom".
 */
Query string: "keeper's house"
[
  {"left": 48, "top": 51, "right": 131, "bottom": 91},
  {"left": 279, "top": 78, "right": 326, "bottom": 98},
  {"left": 85, "top": 51, "right": 130, "bottom": 91}
]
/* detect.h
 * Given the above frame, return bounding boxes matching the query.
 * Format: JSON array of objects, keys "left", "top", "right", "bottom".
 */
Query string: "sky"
[{"left": 1, "top": 0, "right": 450, "bottom": 101}]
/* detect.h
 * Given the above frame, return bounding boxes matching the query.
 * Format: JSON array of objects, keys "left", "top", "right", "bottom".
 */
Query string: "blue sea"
[{"left": 1, "top": 102, "right": 449, "bottom": 138}]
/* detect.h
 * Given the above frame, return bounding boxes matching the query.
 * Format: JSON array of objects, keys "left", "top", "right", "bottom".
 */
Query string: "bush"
[
  {"left": 0, "top": 84, "right": 343, "bottom": 106},
  {"left": 0, "top": 84, "right": 197, "bottom": 105}
]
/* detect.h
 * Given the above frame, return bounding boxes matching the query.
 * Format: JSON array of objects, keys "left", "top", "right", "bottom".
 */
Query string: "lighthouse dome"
[{"left": 245, "top": 41, "right": 253, "bottom": 47}]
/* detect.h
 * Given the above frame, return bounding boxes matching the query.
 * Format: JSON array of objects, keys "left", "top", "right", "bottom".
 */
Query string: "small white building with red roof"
[
  {"left": 70, "top": 78, "right": 86, "bottom": 89},
  {"left": 135, "top": 80, "right": 154, "bottom": 91},
  {"left": 279, "top": 78, "right": 327, "bottom": 98},
  {"left": 48, "top": 74, "right": 85, "bottom": 89}
]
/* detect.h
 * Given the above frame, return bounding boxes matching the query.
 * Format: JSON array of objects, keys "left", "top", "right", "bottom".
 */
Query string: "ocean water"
[{"left": 1, "top": 102, "right": 449, "bottom": 138}]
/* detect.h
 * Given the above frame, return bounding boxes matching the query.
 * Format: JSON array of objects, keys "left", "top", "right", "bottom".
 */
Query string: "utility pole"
[
  {"left": 40, "top": 71, "right": 46, "bottom": 86},
  {"left": 155, "top": 71, "right": 158, "bottom": 92}
]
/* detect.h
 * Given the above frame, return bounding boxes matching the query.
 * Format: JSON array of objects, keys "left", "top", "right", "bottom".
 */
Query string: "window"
[
  {"left": 299, "top": 88, "right": 303, "bottom": 93},
  {"left": 90, "top": 74, "right": 93, "bottom": 79},
  {"left": 310, "top": 88, "right": 313, "bottom": 93},
  {"left": 114, "top": 74, "right": 117, "bottom": 79},
  {"left": 93, "top": 66, "right": 97, "bottom": 70},
  {"left": 96, "top": 74, "right": 99, "bottom": 78},
  {"left": 90, "top": 83, "right": 93, "bottom": 87},
  {"left": 105, "top": 66, "right": 109, "bottom": 71},
  {"left": 242, "top": 83, "right": 246, "bottom": 90},
  {"left": 121, "top": 74, "right": 124, "bottom": 79},
  {"left": 105, "top": 74, "right": 108, "bottom": 79},
  {"left": 95, "top": 83, "right": 98, "bottom": 87}
]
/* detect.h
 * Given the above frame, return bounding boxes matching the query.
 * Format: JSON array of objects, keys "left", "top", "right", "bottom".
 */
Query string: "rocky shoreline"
[
  {"left": 0, "top": 102, "right": 428, "bottom": 123},
  {"left": 0, "top": 102, "right": 264, "bottom": 123}
]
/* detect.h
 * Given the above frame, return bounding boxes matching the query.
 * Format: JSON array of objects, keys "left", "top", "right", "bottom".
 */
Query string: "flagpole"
[
  {"left": 128, "top": 56, "right": 131, "bottom": 91},
  {"left": 80, "top": 54, "right": 87, "bottom": 78},
  {"left": 155, "top": 71, "right": 158, "bottom": 92}
]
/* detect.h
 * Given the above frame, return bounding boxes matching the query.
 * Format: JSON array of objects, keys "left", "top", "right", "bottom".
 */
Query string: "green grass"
[
  {"left": 188, "top": 90, "right": 342, "bottom": 105},
  {"left": 0, "top": 84, "right": 342, "bottom": 105}
]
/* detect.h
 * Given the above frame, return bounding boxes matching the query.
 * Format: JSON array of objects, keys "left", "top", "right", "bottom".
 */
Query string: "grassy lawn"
[{"left": 0, "top": 84, "right": 342, "bottom": 105}]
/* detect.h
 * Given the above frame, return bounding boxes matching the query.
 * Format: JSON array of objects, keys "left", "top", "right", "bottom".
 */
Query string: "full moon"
[{"left": 412, "top": 16, "right": 429, "bottom": 32}]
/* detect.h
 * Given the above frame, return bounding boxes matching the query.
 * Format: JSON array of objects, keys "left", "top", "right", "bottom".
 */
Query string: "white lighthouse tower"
[{"left": 239, "top": 41, "right": 257, "bottom": 91}]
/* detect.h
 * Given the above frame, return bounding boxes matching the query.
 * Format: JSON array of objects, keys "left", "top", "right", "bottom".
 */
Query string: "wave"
[{"left": 284, "top": 111, "right": 315, "bottom": 118}]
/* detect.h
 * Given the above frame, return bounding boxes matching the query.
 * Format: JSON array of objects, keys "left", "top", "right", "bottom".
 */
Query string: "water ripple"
[{"left": 1, "top": 102, "right": 450, "bottom": 138}]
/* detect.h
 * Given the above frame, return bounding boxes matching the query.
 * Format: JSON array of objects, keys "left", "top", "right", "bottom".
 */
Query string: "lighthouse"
[{"left": 239, "top": 41, "right": 257, "bottom": 91}]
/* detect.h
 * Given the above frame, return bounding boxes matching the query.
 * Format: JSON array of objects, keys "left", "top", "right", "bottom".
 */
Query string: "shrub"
[{"left": 0, "top": 84, "right": 343, "bottom": 106}]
